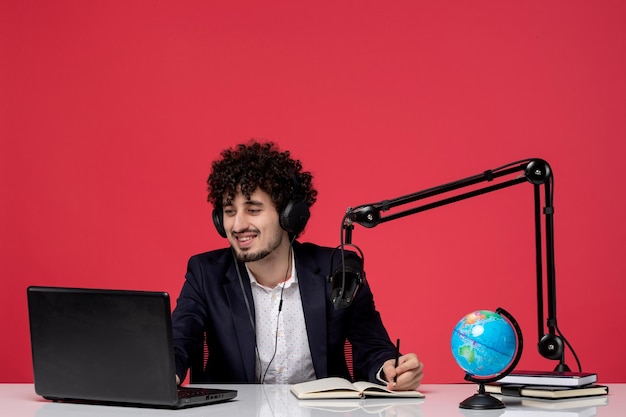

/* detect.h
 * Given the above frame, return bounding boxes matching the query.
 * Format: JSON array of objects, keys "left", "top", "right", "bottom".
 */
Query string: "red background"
[{"left": 2, "top": 1, "right": 625, "bottom": 383}]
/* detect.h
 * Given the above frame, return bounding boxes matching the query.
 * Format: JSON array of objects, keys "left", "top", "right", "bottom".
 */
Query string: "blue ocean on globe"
[{"left": 450, "top": 310, "right": 518, "bottom": 378}]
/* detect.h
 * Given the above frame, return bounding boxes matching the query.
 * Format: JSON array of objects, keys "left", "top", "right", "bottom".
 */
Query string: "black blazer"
[{"left": 171, "top": 241, "right": 397, "bottom": 383}]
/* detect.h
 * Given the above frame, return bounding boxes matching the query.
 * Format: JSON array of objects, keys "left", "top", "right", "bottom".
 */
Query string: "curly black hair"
[{"left": 207, "top": 140, "right": 318, "bottom": 217}]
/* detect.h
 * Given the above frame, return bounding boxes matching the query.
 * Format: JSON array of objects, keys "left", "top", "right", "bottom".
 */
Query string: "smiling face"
[{"left": 222, "top": 188, "right": 289, "bottom": 263}]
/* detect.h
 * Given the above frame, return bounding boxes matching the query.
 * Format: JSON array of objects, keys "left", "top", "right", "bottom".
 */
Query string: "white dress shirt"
[{"left": 247, "top": 255, "right": 316, "bottom": 384}]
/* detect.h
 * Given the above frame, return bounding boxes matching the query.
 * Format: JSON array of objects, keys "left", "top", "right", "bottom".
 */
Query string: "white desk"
[{"left": 1, "top": 383, "right": 624, "bottom": 417}]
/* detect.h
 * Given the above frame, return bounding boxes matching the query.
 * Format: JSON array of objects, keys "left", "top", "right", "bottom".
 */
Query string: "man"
[{"left": 171, "top": 140, "right": 423, "bottom": 390}]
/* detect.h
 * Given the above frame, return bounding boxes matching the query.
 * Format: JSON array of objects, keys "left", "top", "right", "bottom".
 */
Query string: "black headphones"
[
  {"left": 328, "top": 245, "right": 366, "bottom": 309},
  {"left": 212, "top": 179, "right": 310, "bottom": 238}
]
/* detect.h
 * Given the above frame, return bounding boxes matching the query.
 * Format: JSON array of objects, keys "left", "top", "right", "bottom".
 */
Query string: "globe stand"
[
  {"left": 454, "top": 308, "right": 525, "bottom": 410},
  {"left": 459, "top": 382, "right": 504, "bottom": 410}
]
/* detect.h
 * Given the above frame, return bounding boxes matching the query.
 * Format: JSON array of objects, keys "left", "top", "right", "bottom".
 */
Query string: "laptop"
[{"left": 27, "top": 286, "right": 237, "bottom": 409}]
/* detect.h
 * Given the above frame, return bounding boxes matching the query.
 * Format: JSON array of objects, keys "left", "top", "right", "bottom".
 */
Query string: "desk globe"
[{"left": 450, "top": 308, "right": 523, "bottom": 409}]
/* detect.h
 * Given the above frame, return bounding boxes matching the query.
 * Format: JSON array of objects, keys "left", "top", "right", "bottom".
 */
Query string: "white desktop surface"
[{"left": 1, "top": 383, "right": 624, "bottom": 417}]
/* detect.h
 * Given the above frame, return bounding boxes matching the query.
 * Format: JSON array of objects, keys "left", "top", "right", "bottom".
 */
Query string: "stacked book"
[{"left": 486, "top": 370, "right": 608, "bottom": 401}]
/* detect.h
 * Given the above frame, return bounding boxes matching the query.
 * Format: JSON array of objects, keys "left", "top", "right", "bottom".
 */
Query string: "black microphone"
[{"left": 329, "top": 251, "right": 365, "bottom": 309}]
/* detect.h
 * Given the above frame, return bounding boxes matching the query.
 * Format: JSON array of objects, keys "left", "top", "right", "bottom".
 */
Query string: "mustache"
[{"left": 232, "top": 228, "right": 260, "bottom": 235}]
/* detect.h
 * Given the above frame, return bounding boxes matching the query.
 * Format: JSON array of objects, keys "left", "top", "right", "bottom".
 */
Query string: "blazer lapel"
[
  {"left": 223, "top": 262, "right": 258, "bottom": 382},
  {"left": 295, "top": 247, "right": 329, "bottom": 378}
]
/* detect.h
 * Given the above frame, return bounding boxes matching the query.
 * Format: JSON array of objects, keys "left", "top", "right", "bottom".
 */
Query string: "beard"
[{"left": 232, "top": 229, "right": 284, "bottom": 263}]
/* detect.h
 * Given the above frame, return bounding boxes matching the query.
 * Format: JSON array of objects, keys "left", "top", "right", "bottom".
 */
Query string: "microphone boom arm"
[{"left": 346, "top": 158, "right": 573, "bottom": 371}]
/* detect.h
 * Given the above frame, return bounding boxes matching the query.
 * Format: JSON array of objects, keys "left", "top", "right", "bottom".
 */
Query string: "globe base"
[{"left": 459, "top": 384, "right": 505, "bottom": 410}]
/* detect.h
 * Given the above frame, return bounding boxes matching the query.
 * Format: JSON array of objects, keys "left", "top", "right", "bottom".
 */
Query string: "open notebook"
[{"left": 27, "top": 286, "right": 237, "bottom": 409}]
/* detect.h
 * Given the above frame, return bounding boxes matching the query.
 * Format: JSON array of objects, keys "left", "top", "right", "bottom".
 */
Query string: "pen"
[{"left": 393, "top": 338, "right": 400, "bottom": 386}]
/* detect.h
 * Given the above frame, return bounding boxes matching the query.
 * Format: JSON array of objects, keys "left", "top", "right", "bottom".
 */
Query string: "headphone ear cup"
[
  {"left": 280, "top": 200, "right": 310, "bottom": 235},
  {"left": 329, "top": 251, "right": 365, "bottom": 309},
  {"left": 212, "top": 208, "right": 227, "bottom": 238}
]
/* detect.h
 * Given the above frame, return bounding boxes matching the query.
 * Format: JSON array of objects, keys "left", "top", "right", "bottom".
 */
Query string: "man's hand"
[
  {"left": 176, "top": 375, "right": 180, "bottom": 385},
  {"left": 382, "top": 353, "right": 424, "bottom": 391}
]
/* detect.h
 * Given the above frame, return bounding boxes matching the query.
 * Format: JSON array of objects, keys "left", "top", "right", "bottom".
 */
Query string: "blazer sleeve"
[
  {"left": 304, "top": 243, "right": 397, "bottom": 383},
  {"left": 344, "top": 279, "right": 398, "bottom": 382},
  {"left": 171, "top": 255, "right": 210, "bottom": 382}
]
